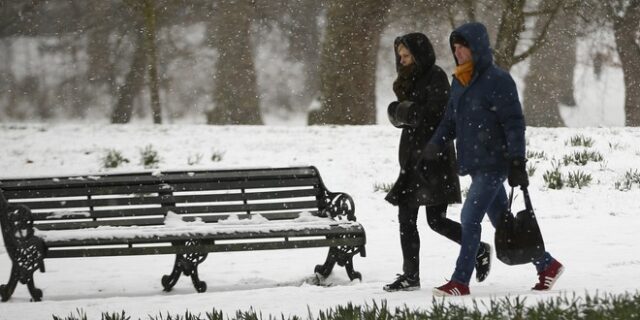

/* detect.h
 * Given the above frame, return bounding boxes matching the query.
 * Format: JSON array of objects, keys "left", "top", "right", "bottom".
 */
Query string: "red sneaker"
[
  {"left": 532, "top": 259, "right": 564, "bottom": 291},
  {"left": 433, "top": 280, "right": 470, "bottom": 296}
]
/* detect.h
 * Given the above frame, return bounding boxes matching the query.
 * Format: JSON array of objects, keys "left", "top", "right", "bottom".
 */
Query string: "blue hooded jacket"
[{"left": 430, "top": 22, "right": 526, "bottom": 176}]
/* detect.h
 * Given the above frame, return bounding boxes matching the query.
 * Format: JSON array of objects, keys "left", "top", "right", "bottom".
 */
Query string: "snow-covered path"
[{"left": 1, "top": 124, "right": 639, "bottom": 319}]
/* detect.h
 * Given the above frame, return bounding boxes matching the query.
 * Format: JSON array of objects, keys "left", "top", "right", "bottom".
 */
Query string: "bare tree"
[
  {"left": 606, "top": 0, "right": 640, "bottom": 126},
  {"left": 480, "top": 0, "right": 563, "bottom": 71},
  {"left": 311, "top": 0, "right": 390, "bottom": 125},
  {"left": 111, "top": 30, "right": 148, "bottom": 124},
  {"left": 207, "top": 0, "right": 262, "bottom": 125},
  {"left": 523, "top": 1, "right": 580, "bottom": 127}
]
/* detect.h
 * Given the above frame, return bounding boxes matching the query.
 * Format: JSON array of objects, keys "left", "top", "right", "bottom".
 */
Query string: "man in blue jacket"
[{"left": 425, "top": 22, "right": 564, "bottom": 296}]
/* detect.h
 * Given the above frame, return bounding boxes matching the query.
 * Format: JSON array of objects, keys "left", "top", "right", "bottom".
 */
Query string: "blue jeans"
[{"left": 451, "top": 170, "right": 554, "bottom": 285}]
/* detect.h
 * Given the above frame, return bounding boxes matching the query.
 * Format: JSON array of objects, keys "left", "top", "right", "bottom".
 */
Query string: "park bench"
[{"left": 0, "top": 166, "right": 366, "bottom": 301}]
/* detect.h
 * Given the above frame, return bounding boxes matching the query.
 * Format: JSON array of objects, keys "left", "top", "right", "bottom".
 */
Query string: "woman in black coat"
[{"left": 383, "top": 33, "right": 490, "bottom": 292}]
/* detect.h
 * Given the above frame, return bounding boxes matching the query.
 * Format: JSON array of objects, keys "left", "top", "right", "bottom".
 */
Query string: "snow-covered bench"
[{"left": 0, "top": 166, "right": 366, "bottom": 301}]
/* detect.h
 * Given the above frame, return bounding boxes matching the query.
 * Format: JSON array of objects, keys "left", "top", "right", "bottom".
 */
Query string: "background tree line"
[{"left": 0, "top": 0, "right": 639, "bottom": 126}]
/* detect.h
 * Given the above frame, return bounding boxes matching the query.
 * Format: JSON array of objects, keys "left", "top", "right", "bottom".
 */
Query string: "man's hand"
[{"left": 508, "top": 157, "right": 529, "bottom": 187}]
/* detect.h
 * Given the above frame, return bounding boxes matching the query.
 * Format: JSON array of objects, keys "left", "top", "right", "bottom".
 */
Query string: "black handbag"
[{"left": 494, "top": 186, "right": 545, "bottom": 265}]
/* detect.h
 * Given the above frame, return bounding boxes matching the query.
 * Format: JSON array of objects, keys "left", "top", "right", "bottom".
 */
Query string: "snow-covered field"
[{"left": 1, "top": 123, "right": 640, "bottom": 319}]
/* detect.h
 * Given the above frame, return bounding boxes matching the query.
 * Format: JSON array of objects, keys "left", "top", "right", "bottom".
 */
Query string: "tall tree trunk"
[
  {"left": 285, "top": 1, "right": 323, "bottom": 111},
  {"left": 111, "top": 30, "right": 147, "bottom": 124},
  {"left": 494, "top": 0, "right": 526, "bottom": 70},
  {"left": 0, "top": 39, "right": 14, "bottom": 118},
  {"left": 612, "top": 1, "right": 640, "bottom": 126},
  {"left": 311, "top": 0, "right": 390, "bottom": 125},
  {"left": 494, "top": 0, "right": 563, "bottom": 71},
  {"left": 142, "top": 0, "right": 162, "bottom": 124},
  {"left": 207, "top": 0, "right": 262, "bottom": 125},
  {"left": 523, "top": 1, "right": 577, "bottom": 127}
]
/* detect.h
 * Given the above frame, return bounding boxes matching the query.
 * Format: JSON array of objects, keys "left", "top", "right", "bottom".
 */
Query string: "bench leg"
[
  {"left": 1, "top": 262, "right": 44, "bottom": 302},
  {"left": 1, "top": 241, "right": 45, "bottom": 302},
  {"left": 315, "top": 244, "right": 363, "bottom": 282},
  {"left": 0, "top": 266, "right": 19, "bottom": 302},
  {"left": 162, "top": 241, "right": 208, "bottom": 293},
  {"left": 25, "top": 274, "right": 43, "bottom": 302}
]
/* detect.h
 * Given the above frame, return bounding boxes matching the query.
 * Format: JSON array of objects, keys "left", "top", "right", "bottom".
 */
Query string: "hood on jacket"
[
  {"left": 449, "top": 22, "right": 493, "bottom": 73},
  {"left": 394, "top": 33, "right": 436, "bottom": 75}
]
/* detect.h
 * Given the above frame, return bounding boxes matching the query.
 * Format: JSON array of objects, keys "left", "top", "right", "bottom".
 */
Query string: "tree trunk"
[
  {"left": 494, "top": 0, "right": 526, "bottom": 70},
  {"left": 111, "top": 30, "right": 147, "bottom": 124},
  {"left": 494, "top": 0, "right": 563, "bottom": 71},
  {"left": 285, "top": 1, "right": 323, "bottom": 111},
  {"left": 523, "top": 0, "right": 577, "bottom": 127},
  {"left": 207, "top": 0, "right": 262, "bottom": 125},
  {"left": 612, "top": 2, "right": 640, "bottom": 126},
  {"left": 310, "top": 0, "right": 390, "bottom": 125},
  {"left": 142, "top": 0, "right": 162, "bottom": 124}
]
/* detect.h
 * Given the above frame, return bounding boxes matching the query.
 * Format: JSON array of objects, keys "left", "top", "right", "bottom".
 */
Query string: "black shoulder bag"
[{"left": 494, "top": 186, "right": 545, "bottom": 265}]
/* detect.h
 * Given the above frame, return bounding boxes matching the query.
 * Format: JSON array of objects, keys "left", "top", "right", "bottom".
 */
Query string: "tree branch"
[{"left": 514, "top": 1, "right": 564, "bottom": 64}]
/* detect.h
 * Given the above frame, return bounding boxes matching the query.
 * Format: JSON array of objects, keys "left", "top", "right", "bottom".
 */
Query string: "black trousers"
[{"left": 398, "top": 203, "right": 462, "bottom": 277}]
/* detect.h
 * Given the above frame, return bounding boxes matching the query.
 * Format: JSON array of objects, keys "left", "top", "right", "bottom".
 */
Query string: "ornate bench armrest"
[
  {"left": 319, "top": 191, "right": 356, "bottom": 221},
  {"left": 1, "top": 203, "right": 45, "bottom": 266}
]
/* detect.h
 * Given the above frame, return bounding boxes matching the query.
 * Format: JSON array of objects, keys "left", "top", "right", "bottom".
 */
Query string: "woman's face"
[{"left": 397, "top": 44, "right": 414, "bottom": 67}]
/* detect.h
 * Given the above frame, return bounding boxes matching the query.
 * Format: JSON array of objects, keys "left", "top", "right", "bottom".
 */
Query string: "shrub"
[
  {"left": 526, "top": 150, "right": 547, "bottom": 160},
  {"left": 211, "top": 150, "right": 225, "bottom": 162},
  {"left": 101, "top": 149, "right": 129, "bottom": 169},
  {"left": 615, "top": 169, "right": 640, "bottom": 191},
  {"left": 609, "top": 142, "right": 624, "bottom": 150},
  {"left": 187, "top": 153, "right": 203, "bottom": 166},
  {"left": 51, "top": 292, "right": 640, "bottom": 320},
  {"left": 566, "top": 170, "right": 592, "bottom": 189},
  {"left": 543, "top": 161, "right": 564, "bottom": 190},
  {"left": 373, "top": 182, "right": 394, "bottom": 193},
  {"left": 567, "top": 134, "right": 595, "bottom": 147},
  {"left": 139, "top": 145, "right": 160, "bottom": 169},
  {"left": 527, "top": 162, "right": 537, "bottom": 177},
  {"left": 52, "top": 308, "right": 87, "bottom": 320},
  {"left": 562, "top": 150, "right": 603, "bottom": 166}
]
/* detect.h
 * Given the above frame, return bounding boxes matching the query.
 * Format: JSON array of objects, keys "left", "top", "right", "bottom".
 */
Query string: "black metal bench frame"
[{"left": 0, "top": 166, "right": 366, "bottom": 301}]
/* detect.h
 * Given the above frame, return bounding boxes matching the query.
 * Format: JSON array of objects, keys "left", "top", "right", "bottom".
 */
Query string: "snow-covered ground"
[{"left": 1, "top": 123, "right": 639, "bottom": 319}]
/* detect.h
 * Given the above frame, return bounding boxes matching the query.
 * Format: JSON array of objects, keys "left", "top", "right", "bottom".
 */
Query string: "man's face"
[
  {"left": 453, "top": 43, "right": 472, "bottom": 65},
  {"left": 397, "top": 44, "right": 414, "bottom": 67}
]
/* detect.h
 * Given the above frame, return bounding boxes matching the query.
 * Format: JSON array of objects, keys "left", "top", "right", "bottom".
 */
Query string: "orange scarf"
[{"left": 454, "top": 61, "right": 474, "bottom": 86}]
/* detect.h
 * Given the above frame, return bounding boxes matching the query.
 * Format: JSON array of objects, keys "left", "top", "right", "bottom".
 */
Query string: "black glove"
[
  {"left": 508, "top": 157, "right": 529, "bottom": 187},
  {"left": 422, "top": 143, "right": 442, "bottom": 161}
]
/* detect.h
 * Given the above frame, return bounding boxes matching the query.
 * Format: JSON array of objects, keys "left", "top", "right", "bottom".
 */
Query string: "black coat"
[{"left": 385, "top": 33, "right": 462, "bottom": 207}]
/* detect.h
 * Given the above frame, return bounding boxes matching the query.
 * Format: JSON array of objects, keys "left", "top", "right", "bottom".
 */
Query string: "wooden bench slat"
[
  {"left": 173, "top": 188, "right": 319, "bottom": 204},
  {"left": 4, "top": 184, "right": 172, "bottom": 199},
  {"left": 45, "top": 236, "right": 364, "bottom": 259},
  {"left": 34, "top": 217, "right": 166, "bottom": 230},
  {"left": 167, "top": 178, "right": 319, "bottom": 193},
  {"left": 33, "top": 210, "right": 318, "bottom": 230},
  {"left": 171, "top": 200, "right": 319, "bottom": 215},
  {"left": 0, "top": 167, "right": 319, "bottom": 190},
  {"left": 30, "top": 199, "right": 319, "bottom": 221},
  {"left": 41, "top": 225, "right": 365, "bottom": 248},
  {"left": 3, "top": 178, "right": 320, "bottom": 200},
  {"left": 14, "top": 195, "right": 167, "bottom": 210}
]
